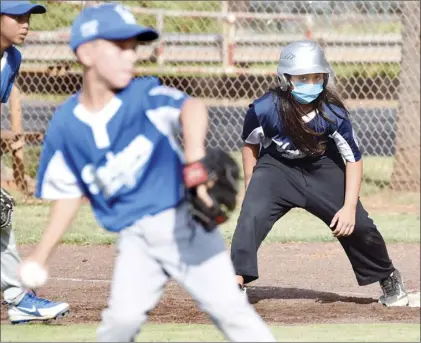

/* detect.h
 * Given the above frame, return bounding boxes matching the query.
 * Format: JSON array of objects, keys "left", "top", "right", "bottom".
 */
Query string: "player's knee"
[
  {"left": 352, "top": 220, "right": 382, "bottom": 244},
  {"left": 238, "top": 201, "right": 271, "bottom": 231},
  {"left": 352, "top": 206, "right": 378, "bottom": 237}
]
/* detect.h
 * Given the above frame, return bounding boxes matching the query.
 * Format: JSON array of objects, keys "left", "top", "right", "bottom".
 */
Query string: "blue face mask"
[{"left": 291, "top": 82, "right": 323, "bottom": 104}]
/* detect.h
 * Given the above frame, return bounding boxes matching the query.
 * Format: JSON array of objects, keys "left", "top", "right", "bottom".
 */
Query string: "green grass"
[
  {"left": 29, "top": 1, "right": 402, "bottom": 35},
  {"left": 141, "top": 0, "right": 222, "bottom": 34},
  {"left": 12, "top": 203, "right": 116, "bottom": 245},
  {"left": 10, "top": 198, "right": 420, "bottom": 246},
  {"left": 134, "top": 1, "right": 221, "bottom": 12},
  {"left": 2, "top": 146, "right": 42, "bottom": 179},
  {"left": 332, "top": 63, "right": 401, "bottom": 79},
  {"left": 220, "top": 207, "right": 420, "bottom": 244},
  {"left": 245, "top": 62, "right": 401, "bottom": 79},
  {"left": 29, "top": 1, "right": 81, "bottom": 31},
  {"left": 1, "top": 323, "right": 419, "bottom": 342},
  {"left": 327, "top": 20, "right": 402, "bottom": 35},
  {"left": 20, "top": 60, "right": 402, "bottom": 79},
  {"left": 359, "top": 156, "right": 394, "bottom": 196},
  {"left": 30, "top": 1, "right": 222, "bottom": 33}
]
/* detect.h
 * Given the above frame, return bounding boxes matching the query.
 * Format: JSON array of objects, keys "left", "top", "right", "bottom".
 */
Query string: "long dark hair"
[{"left": 269, "top": 78, "right": 349, "bottom": 156}]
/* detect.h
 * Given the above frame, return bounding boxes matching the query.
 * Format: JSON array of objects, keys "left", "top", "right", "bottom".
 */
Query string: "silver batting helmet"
[{"left": 277, "top": 40, "right": 332, "bottom": 91}]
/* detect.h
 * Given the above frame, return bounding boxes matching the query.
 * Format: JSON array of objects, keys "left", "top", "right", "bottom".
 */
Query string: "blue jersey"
[
  {"left": 1, "top": 46, "right": 22, "bottom": 103},
  {"left": 36, "top": 77, "right": 189, "bottom": 232},
  {"left": 242, "top": 92, "right": 361, "bottom": 162}
]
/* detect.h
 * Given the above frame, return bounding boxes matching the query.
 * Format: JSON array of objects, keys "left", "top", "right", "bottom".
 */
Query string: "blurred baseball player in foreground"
[
  {"left": 1, "top": 0, "right": 70, "bottom": 324},
  {"left": 18, "top": 3, "right": 276, "bottom": 342}
]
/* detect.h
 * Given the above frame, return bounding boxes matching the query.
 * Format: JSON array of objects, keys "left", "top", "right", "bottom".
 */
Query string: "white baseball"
[{"left": 19, "top": 261, "right": 48, "bottom": 289}]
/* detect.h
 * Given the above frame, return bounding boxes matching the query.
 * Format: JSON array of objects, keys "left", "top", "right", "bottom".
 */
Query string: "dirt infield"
[{"left": 1, "top": 243, "right": 420, "bottom": 325}]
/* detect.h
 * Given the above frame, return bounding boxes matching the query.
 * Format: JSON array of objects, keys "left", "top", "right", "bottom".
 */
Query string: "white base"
[{"left": 407, "top": 292, "right": 420, "bottom": 308}]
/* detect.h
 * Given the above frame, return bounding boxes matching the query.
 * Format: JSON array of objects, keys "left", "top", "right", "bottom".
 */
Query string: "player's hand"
[
  {"left": 330, "top": 205, "right": 356, "bottom": 237},
  {"left": 183, "top": 158, "right": 215, "bottom": 207},
  {"left": 19, "top": 256, "right": 49, "bottom": 289},
  {"left": 183, "top": 160, "right": 214, "bottom": 208},
  {"left": 196, "top": 183, "right": 214, "bottom": 208}
]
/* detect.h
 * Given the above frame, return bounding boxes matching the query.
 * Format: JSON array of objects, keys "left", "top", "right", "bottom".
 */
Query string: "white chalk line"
[
  {"left": 52, "top": 276, "right": 110, "bottom": 284},
  {"left": 50, "top": 276, "right": 420, "bottom": 299}
]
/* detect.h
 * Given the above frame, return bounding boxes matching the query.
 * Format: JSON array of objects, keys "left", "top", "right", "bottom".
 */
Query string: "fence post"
[
  {"left": 305, "top": 14, "right": 313, "bottom": 39},
  {"left": 221, "top": 2, "right": 236, "bottom": 70},
  {"left": 9, "top": 86, "right": 28, "bottom": 194},
  {"left": 390, "top": 1, "right": 420, "bottom": 191},
  {"left": 155, "top": 11, "right": 165, "bottom": 66}
]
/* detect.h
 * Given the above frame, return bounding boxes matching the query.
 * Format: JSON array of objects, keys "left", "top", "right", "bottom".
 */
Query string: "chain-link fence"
[{"left": 1, "top": 0, "right": 420, "bottom": 198}]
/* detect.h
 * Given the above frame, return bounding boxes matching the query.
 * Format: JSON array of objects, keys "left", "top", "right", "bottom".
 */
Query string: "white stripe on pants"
[{"left": 96, "top": 202, "right": 276, "bottom": 342}]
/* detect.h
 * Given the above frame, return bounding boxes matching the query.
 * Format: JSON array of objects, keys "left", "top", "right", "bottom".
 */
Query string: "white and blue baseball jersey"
[
  {"left": 1, "top": 46, "right": 22, "bottom": 103},
  {"left": 36, "top": 77, "right": 189, "bottom": 232},
  {"left": 242, "top": 92, "right": 361, "bottom": 162}
]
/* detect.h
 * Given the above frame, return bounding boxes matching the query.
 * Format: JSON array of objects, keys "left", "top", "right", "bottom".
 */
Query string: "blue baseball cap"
[
  {"left": 70, "top": 3, "right": 159, "bottom": 52},
  {"left": 0, "top": 1, "right": 46, "bottom": 15}
]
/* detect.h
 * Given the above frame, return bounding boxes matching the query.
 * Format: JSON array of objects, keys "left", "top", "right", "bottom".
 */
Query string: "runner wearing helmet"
[{"left": 230, "top": 40, "right": 408, "bottom": 308}]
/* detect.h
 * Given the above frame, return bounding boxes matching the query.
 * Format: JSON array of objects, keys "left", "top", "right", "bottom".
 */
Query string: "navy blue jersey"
[
  {"left": 242, "top": 92, "right": 361, "bottom": 162},
  {"left": 1, "top": 46, "right": 22, "bottom": 103},
  {"left": 36, "top": 77, "right": 189, "bottom": 232}
]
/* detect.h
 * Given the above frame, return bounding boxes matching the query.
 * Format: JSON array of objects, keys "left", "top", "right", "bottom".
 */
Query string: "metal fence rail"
[{"left": 21, "top": 32, "right": 402, "bottom": 65}]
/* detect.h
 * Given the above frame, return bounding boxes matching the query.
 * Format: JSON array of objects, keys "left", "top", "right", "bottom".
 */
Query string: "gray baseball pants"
[
  {"left": 1, "top": 224, "right": 26, "bottom": 305},
  {"left": 96, "top": 202, "right": 276, "bottom": 342}
]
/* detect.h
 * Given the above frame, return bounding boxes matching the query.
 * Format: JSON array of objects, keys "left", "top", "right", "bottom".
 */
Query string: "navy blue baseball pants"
[{"left": 230, "top": 152, "right": 395, "bottom": 285}]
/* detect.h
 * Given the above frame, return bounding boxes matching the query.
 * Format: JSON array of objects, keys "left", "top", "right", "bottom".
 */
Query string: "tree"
[{"left": 390, "top": 1, "right": 420, "bottom": 191}]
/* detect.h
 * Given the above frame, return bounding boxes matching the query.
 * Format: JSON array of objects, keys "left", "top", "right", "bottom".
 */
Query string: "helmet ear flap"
[
  {"left": 277, "top": 74, "right": 291, "bottom": 92},
  {"left": 323, "top": 73, "right": 329, "bottom": 88}
]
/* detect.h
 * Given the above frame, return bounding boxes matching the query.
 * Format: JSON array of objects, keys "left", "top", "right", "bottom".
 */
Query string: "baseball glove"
[
  {"left": 1, "top": 187, "right": 15, "bottom": 229},
  {"left": 183, "top": 148, "right": 240, "bottom": 231}
]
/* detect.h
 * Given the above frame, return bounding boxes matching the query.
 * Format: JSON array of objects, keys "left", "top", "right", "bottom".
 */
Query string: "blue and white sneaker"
[{"left": 8, "top": 292, "right": 70, "bottom": 324}]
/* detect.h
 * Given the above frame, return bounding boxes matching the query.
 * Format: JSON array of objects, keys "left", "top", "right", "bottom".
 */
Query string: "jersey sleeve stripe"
[
  {"left": 330, "top": 131, "right": 358, "bottom": 162},
  {"left": 244, "top": 126, "right": 264, "bottom": 145},
  {"left": 38, "top": 151, "right": 83, "bottom": 199}
]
